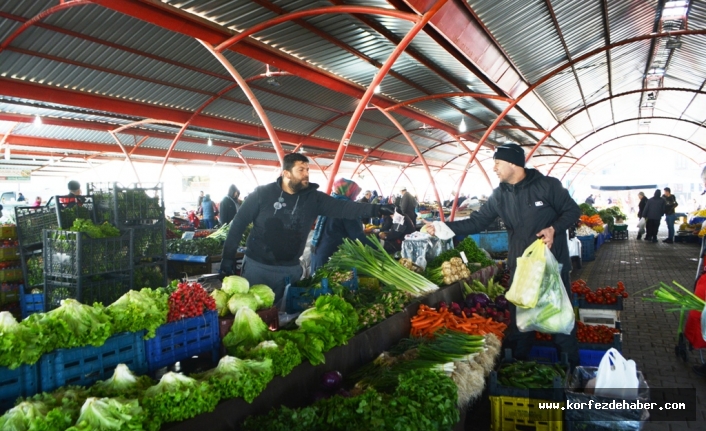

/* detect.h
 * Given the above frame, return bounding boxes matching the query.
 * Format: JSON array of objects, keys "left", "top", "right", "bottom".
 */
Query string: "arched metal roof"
[{"left": 0, "top": 0, "right": 705, "bottom": 199}]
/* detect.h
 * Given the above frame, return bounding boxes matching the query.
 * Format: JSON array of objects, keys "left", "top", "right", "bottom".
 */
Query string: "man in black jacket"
[
  {"left": 643, "top": 189, "right": 666, "bottom": 242},
  {"left": 220, "top": 153, "right": 394, "bottom": 303},
  {"left": 636, "top": 192, "right": 647, "bottom": 240},
  {"left": 218, "top": 184, "right": 240, "bottom": 226},
  {"left": 425, "top": 143, "right": 581, "bottom": 365},
  {"left": 662, "top": 187, "right": 678, "bottom": 244}
]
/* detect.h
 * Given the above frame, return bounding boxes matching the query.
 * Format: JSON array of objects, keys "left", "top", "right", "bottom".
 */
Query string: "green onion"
[
  {"left": 643, "top": 281, "right": 705, "bottom": 312},
  {"left": 327, "top": 236, "right": 438, "bottom": 296}
]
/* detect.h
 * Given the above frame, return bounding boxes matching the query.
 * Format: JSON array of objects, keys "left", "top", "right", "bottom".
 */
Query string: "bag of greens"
[
  {"left": 505, "top": 239, "right": 546, "bottom": 308},
  {"left": 516, "top": 244, "right": 575, "bottom": 334}
]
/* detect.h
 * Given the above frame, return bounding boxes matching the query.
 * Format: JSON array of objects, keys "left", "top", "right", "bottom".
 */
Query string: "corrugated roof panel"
[
  {"left": 681, "top": 94, "right": 706, "bottom": 124},
  {"left": 467, "top": 0, "right": 567, "bottom": 83},
  {"left": 226, "top": 88, "right": 336, "bottom": 124},
  {"left": 312, "top": 126, "right": 345, "bottom": 143},
  {"left": 587, "top": 103, "right": 614, "bottom": 131},
  {"left": 612, "top": 93, "right": 641, "bottom": 123},
  {"left": 552, "top": 0, "right": 605, "bottom": 58},
  {"left": 535, "top": 71, "right": 585, "bottom": 119},
  {"left": 562, "top": 111, "right": 594, "bottom": 139},
  {"left": 163, "top": 0, "right": 280, "bottom": 29},
  {"left": 607, "top": 0, "right": 658, "bottom": 44},
  {"left": 12, "top": 124, "right": 112, "bottom": 143},
  {"left": 11, "top": 27, "right": 231, "bottom": 95},
  {"left": 608, "top": 43, "right": 651, "bottom": 95},
  {"left": 0, "top": 51, "right": 210, "bottom": 110},
  {"left": 665, "top": 39, "right": 706, "bottom": 89},
  {"left": 688, "top": 127, "right": 706, "bottom": 150},
  {"left": 654, "top": 91, "right": 695, "bottom": 119},
  {"left": 238, "top": 149, "right": 281, "bottom": 162},
  {"left": 573, "top": 57, "right": 610, "bottom": 107},
  {"left": 664, "top": 119, "right": 699, "bottom": 142}
]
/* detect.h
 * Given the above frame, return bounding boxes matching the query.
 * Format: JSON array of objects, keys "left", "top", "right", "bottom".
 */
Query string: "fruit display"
[
  {"left": 571, "top": 279, "right": 628, "bottom": 304},
  {"left": 576, "top": 321, "right": 620, "bottom": 344}
]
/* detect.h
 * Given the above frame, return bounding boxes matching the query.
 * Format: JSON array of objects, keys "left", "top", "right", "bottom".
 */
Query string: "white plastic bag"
[
  {"left": 516, "top": 244, "right": 575, "bottom": 334},
  {"left": 506, "top": 239, "right": 546, "bottom": 308},
  {"left": 431, "top": 221, "right": 456, "bottom": 240},
  {"left": 594, "top": 348, "right": 639, "bottom": 400},
  {"left": 637, "top": 218, "right": 646, "bottom": 237}
]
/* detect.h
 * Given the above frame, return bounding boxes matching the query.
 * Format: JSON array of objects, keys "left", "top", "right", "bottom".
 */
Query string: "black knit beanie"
[
  {"left": 67, "top": 180, "right": 81, "bottom": 192},
  {"left": 493, "top": 143, "right": 525, "bottom": 167}
]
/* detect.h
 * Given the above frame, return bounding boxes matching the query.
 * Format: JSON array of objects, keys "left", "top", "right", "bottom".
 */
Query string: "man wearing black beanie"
[{"left": 426, "top": 142, "right": 582, "bottom": 367}]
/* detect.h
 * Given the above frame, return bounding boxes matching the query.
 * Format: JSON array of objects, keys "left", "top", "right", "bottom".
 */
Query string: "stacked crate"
[
  {"left": 0, "top": 225, "right": 22, "bottom": 313},
  {"left": 15, "top": 203, "right": 60, "bottom": 316},
  {"left": 88, "top": 182, "right": 167, "bottom": 289}
]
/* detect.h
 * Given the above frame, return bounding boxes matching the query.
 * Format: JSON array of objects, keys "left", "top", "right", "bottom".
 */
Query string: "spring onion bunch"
[
  {"left": 644, "top": 281, "right": 705, "bottom": 312},
  {"left": 327, "top": 236, "right": 438, "bottom": 296},
  {"left": 417, "top": 331, "right": 485, "bottom": 363}
]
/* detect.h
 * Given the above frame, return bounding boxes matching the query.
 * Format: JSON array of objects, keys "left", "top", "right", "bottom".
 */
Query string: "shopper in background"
[
  {"left": 370, "top": 190, "right": 379, "bottom": 204},
  {"left": 16, "top": 192, "right": 26, "bottom": 202},
  {"left": 584, "top": 194, "right": 595, "bottom": 205},
  {"left": 309, "top": 178, "right": 373, "bottom": 273},
  {"left": 59, "top": 180, "right": 83, "bottom": 208},
  {"left": 200, "top": 194, "right": 217, "bottom": 229},
  {"left": 219, "top": 153, "right": 395, "bottom": 304},
  {"left": 399, "top": 186, "right": 418, "bottom": 224},
  {"left": 359, "top": 190, "right": 371, "bottom": 203},
  {"left": 197, "top": 190, "right": 204, "bottom": 209},
  {"left": 636, "top": 191, "right": 648, "bottom": 240},
  {"left": 379, "top": 206, "right": 416, "bottom": 254},
  {"left": 662, "top": 187, "right": 678, "bottom": 244},
  {"left": 423, "top": 143, "right": 581, "bottom": 367},
  {"left": 219, "top": 184, "right": 240, "bottom": 226},
  {"left": 642, "top": 189, "right": 666, "bottom": 243},
  {"left": 32, "top": 196, "right": 41, "bottom": 207}
]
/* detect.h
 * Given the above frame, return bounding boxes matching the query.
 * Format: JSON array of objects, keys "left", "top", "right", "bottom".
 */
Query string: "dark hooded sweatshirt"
[
  {"left": 444, "top": 169, "right": 581, "bottom": 275},
  {"left": 221, "top": 178, "right": 379, "bottom": 267}
]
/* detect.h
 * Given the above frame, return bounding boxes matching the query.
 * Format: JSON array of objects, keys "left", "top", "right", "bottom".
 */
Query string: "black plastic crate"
[
  {"left": 44, "top": 271, "right": 133, "bottom": 310},
  {"left": 15, "top": 204, "right": 59, "bottom": 251},
  {"left": 87, "top": 182, "right": 164, "bottom": 227},
  {"left": 54, "top": 195, "right": 97, "bottom": 229},
  {"left": 43, "top": 230, "right": 133, "bottom": 278},
  {"left": 19, "top": 248, "right": 43, "bottom": 292},
  {"left": 133, "top": 223, "right": 166, "bottom": 264},
  {"left": 133, "top": 261, "right": 168, "bottom": 289}
]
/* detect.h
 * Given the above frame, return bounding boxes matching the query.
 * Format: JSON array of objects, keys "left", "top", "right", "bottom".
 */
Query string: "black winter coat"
[
  {"left": 643, "top": 197, "right": 666, "bottom": 220},
  {"left": 221, "top": 178, "right": 379, "bottom": 267},
  {"left": 637, "top": 197, "right": 648, "bottom": 219},
  {"left": 219, "top": 196, "right": 239, "bottom": 225},
  {"left": 445, "top": 169, "right": 581, "bottom": 274}
]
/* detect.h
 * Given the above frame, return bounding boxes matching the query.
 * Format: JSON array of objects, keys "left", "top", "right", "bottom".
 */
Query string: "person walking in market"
[
  {"left": 399, "top": 186, "right": 418, "bottom": 225},
  {"left": 218, "top": 184, "right": 240, "bottom": 226},
  {"left": 636, "top": 191, "right": 648, "bottom": 240},
  {"left": 309, "top": 178, "right": 373, "bottom": 274},
  {"left": 200, "top": 194, "right": 217, "bottom": 229},
  {"left": 423, "top": 143, "right": 582, "bottom": 367},
  {"left": 661, "top": 187, "right": 678, "bottom": 244},
  {"left": 219, "top": 153, "right": 395, "bottom": 304},
  {"left": 642, "top": 189, "right": 666, "bottom": 243}
]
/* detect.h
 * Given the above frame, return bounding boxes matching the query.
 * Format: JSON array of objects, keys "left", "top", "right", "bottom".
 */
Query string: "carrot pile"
[
  {"left": 579, "top": 214, "right": 603, "bottom": 227},
  {"left": 410, "top": 304, "right": 507, "bottom": 340}
]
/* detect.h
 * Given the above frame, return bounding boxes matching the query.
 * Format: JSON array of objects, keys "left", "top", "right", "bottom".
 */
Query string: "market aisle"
[{"left": 572, "top": 231, "right": 706, "bottom": 431}]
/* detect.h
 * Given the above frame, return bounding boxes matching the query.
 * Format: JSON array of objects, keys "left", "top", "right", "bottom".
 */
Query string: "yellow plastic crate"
[
  {"left": 490, "top": 395, "right": 564, "bottom": 431},
  {"left": 0, "top": 225, "right": 17, "bottom": 239},
  {"left": 0, "top": 247, "right": 19, "bottom": 262},
  {"left": 0, "top": 268, "right": 23, "bottom": 282}
]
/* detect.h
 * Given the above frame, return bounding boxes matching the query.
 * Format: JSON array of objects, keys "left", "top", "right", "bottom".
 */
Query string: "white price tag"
[
  {"left": 459, "top": 251, "right": 468, "bottom": 264},
  {"left": 181, "top": 231, "right": 195, "bottom": 240}
]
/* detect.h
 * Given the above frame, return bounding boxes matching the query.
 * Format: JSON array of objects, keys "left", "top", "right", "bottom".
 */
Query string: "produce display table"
[
  {"left": 162, "top": 280, "right": 473, "bottom": 431},
  {"left": 167, "top": 254, "right": 221, "bottom": 278}
]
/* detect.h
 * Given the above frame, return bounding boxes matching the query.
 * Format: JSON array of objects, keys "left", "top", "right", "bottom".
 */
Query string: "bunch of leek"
[
  {"left": 644, "top": 281, "right": 705, "bottom": 312},
  {"left": 327, "top": 236, "right": 438, "bottom": 296}
]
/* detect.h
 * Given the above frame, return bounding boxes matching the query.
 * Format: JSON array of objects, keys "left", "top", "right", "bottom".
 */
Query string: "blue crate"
[
  {"left": 529, "top": 345, "right": 559, "bottom": 364},
  {"left": 578, "top": 333, "right": 622, "bottom": 367},
  {"left": 283, "top": 280, "right": 332, "bottom": 314},
  {"left": 0, "top": 364, "right": 39, "bottom": 412},
  {"left": 39, "top": 331, "right": 147, "bottom": 393},
  {"left": 468, "top": 231, "right": 508, "bottom": 253},
  {"left": 144, "top": 311, "right": 219, "bottom": 372},
  {"left": 577, "top": 235, "right": 595, "bottom": 262},
  {"left": 19, "top": 284, "right": 44, "bottom": 318}
]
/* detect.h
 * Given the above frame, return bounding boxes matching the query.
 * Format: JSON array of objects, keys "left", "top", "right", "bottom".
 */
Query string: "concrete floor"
[{"left": 572, "top": 227, "right": 706, "bottom": 430}]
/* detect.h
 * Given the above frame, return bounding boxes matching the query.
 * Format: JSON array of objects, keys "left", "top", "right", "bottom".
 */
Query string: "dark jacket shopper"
[
  {"left": 643, "top": 190, "right": 666, "bottom": 242},
  {"left": 219, "top": 184, "right": 240, "bottom": 226},
  {"left": 309, "top": 179, "right": 373, "bottom": 274},
  {"left": 399, "top": 187, "right": 418, "bottom": 224},
  {"left": 424, "top": 143, "right": 581, "bottom": 366},
  {"left": 662, "top": 187, "right": 678, "bottom": 243},
  {"left": 636, "top": 192, "right": 648, "bottom": 240},
  {"left": 220, "top": 153, "right": 394, "bottom": 304},
  {"left": 200, "top": 194, "right": 217, "bottom": 229},
  {"left": 379, "top": 208, "right": 416, "bottom": 254}
]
